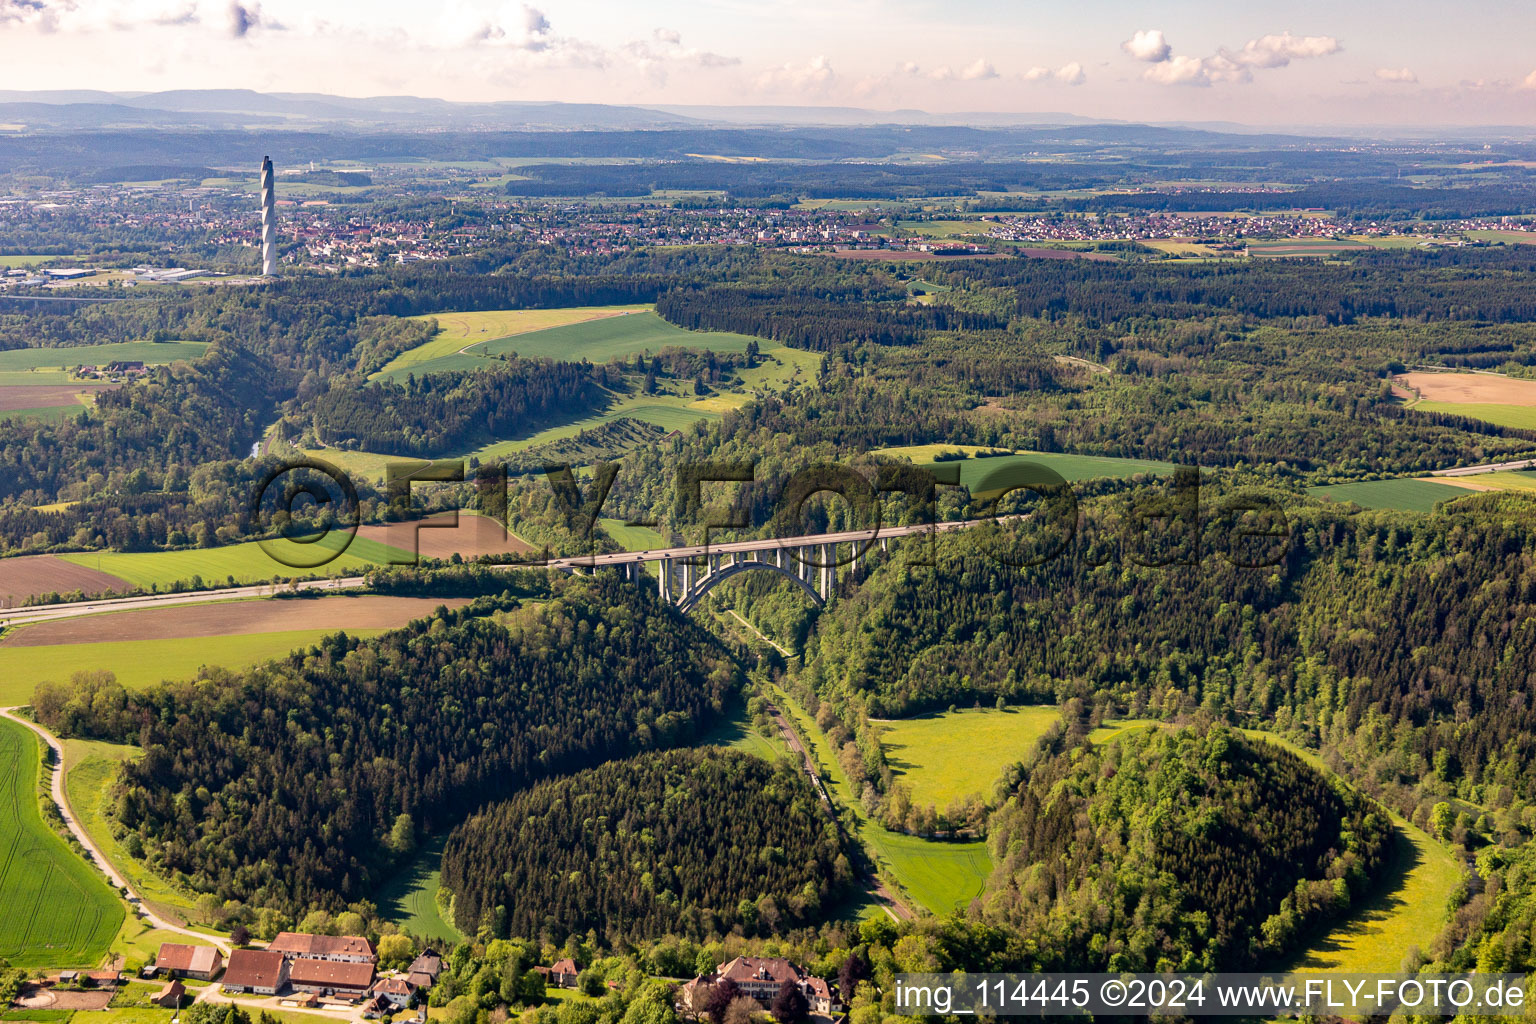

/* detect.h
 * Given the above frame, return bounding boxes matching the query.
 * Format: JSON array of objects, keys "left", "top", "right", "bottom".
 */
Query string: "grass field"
[
  {"left": 375, "top": 306, "right": 650, "bottom": 380},
  {"left": 772, "top": 687, "right": 990, "bottom": 915},
  {"left": 65, "top": 743, "right": 206, "bottom": 926},
  {"left": 693, "top": 698, "right": 788, "bottom": 763},
  {"left": 1415, "top": 400, "right": 1536, "bottom": 430},
  {"left": 480, "top": 311, "right": 760, "bottom": 362},
  {"left": 0, "top": 404, "right": 85, "bottom": 423},
  {"left": 0, "top": 628, "right": 387, "bottom": 705},
  {"left": 1307, "top": 478, "right": 1467, "bottom": 512},
  {"left": 376, "top": 308, "right": 761, "bottom": 381},
  {"left": 1086, "top": 721, "right": 1461, "bottom": 973},
  {"left": 0, "top": 342, "right": 207, "bottom": 372},
  {"left": 878, "top": 706, "right": 1060, "bottom": 808},
  {"left": 374, "top": 834, "right": 464, "bottom": 943},
  {"left": 0, "top": 716, "right": 123, "bottom": 968},
  {"left": 57, "top": 532, "right": 413, "bottom": 590},
  {"left": 1441, "top": 470, "right": 1536, "bottom": 492},
  {"left": 877, "top": 446, "right": 1174, "bottom": 487}
]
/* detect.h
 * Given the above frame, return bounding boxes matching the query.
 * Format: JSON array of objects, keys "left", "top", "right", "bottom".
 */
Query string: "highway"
[
  {"left": 1430, "top": 457, "right": 1536, "bottom": 477},
  {"left": 0, "top": 516, "right": 1009, "bottom": 627}
]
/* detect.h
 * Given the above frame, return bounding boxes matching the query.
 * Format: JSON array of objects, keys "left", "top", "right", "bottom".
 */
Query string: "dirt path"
[
  {"left": 0, "top": 707, "right": 230, "bottom": 952},
  {"left": 726, "top": 609, "right": 792, "bottom": 658},
  {"left": 758, "top": 690, "right": 912, "bottom": 922}
]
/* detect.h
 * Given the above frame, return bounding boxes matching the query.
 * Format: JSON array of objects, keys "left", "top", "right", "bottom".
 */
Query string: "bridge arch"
[{"left": 676, "top": 558, "right": 825, "bottom": 613}]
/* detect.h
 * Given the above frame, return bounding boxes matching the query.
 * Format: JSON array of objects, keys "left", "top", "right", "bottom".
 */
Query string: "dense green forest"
[
  {"left": 984, "top": 725, "right": 1390, "bottom": 971},
  {"left": 442, "top": 749, "right": 849, "bottom": 943},
  {"left": 42, "top": 579, "right": 740, "bottom": 912}
]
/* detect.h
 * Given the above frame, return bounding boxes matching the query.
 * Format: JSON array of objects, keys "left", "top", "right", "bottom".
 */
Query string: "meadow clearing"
[
  {"left": 0, "top": 341, "right": 208, "bottom": 372},
  {"left": 0, "top": 716, "right": 123, "bottom": 969},
  {"left": 55, "top": 531, "right": 413, "bottom": 591},
  {"left": 372, "top": 835, "right": 464, "bottom": 944},
  {"left": 878, "top": 706, "right": 1061, "bottom": 808},
  {"left": 770, "top": 685, "right": 990, "bottom": 916},
  {"left": 1306, "top": 478, "right": 1469, "bottom": 513},
  {"left": 876, "top": 445, "right": 1174, "bottom": 487}
]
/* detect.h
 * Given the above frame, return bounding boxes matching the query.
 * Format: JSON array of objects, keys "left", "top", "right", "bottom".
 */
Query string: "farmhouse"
[
  {"left": 152, "top": 980, "right": 187, "bottom": 1009},
  {"left": 269, "top": 932, "right": 377, "bottom": 963},
  {"left": 369, "top": 977, "right": 415, "bottom": 1008},
  {"left": 406, "top": 950, "right": 442, "bottom": 989},
  {"left": 222, "top": 949, "right": 289, "bottom": 996},
  {"left": 687, "top": 957, "right": 841, "bottom": 1017},
  {"left": 550, "top": 958, "right": 580, "bottom": 988},
  {"left": 154, "top": 942, "right": 224, "bottom": 981},
  {"left": 287, "top": 958, "right": 375, "bottom": 999}
]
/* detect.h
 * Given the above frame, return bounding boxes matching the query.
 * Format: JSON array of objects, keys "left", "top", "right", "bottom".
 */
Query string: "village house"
[
  {"left": 222, "top": 949, "right": 289, "bottom": 996},
  {"left": 550, "top": 958, "right": 580, "bottom": 989},
  {"left": 287, "top": 958, "right": 375, "bottom": 1001},
  {"left": 683, "top": 957, "right": 841, "bottom": 1018},
  {"left": 268, "top": 932, "right": 377, "bottom": 963},
  {"left": 369, "top": 977, "right": 415, "bottom": 1009},
  {"left": 154, "top": 942, "right": 224, "bottom": 981},
  {"left": 405, "top": 950, "right": 441, "bottom": 990}
]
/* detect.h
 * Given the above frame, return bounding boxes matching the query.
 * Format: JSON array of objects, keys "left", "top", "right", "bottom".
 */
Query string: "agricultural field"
[
  {"left": 1436, "top": 469, "right": 1536, "bottom": 493},
  {"left": 1246, "top": 238, "right": 1372, "bottom": 256},
  {"left": 598, "top": 517, "right": 666, "bottom": 552},
  {"left": 356, "top": 512, "right": 535, "bottom": 560},
  {"left": 0, "top": 628, "right": 388, "bottom": 706},
  {"left": 0, "top": 341, "right": 208, "bottom": 372},
  {"left": 0, "top": 554, "right": 135, "bottom": 606},
  {"left": 1140, "top": 239, "right": 1221, "bottom": 256},
  {"left": 479, "top": 310, "right": 759, "bottom": 363},
  {"left": 1307, "top": 478, "right": 1468, "bottom": 512},
  {"left": 0, "top": 716, "right": 124, "bottom": 969},
  {"left": 373, "top": 835, "right": 464, "bottom": 943},
  {"left": 1415, "top": 401, "right": 1536, "bottom": 430},
  {"left": 878, "top": 706, "right": 1061, "bottom": 808},
  {"left": 3, "top": 594, "right": 468, "bottom": 647},
  {"left": 374, "top": 306, "right": 649, "bottom": 380},
  {"left": 55, "top": 531, "right": 413, "bottom": 591},
  {"left": 876, "top": 446, "right": 1174, "bottom": 487}
]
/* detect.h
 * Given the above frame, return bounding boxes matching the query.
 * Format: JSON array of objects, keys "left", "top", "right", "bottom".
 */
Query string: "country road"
[{"left": 0, "top": 707, "right": 231, "bottom": 953}]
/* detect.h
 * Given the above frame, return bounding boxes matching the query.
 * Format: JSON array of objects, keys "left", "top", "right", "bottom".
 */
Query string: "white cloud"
[
  {"left": 623, "top": 29, "right": 740, "bottom": 82},
  {"left": 1523, "top": 69, "right": 1536, "bottom": 89},
  {"left": 1122, "top": 29, "right": 1170, "bottom": 63},
  {"left": 1020, "top": 62, "right": 1083, "bottom": 85},
  {"left": 1375, "top": 67, "right": 1417, "bottom": 83},
  {"left": 1143, "top": 54, "right": 1212, "bottom": 86},
  {"left": 1054, "top": 61, "right": 1085, "bottom": 85},
  {"left": 959, "top": 57, "right": 998, "bottom": 81},
  {"left": 757, "top": 54, "right": 835, "bottom": 95},
  {"left": 470, "top": 4, "right": 553, "bottom": 50},
  {"left": 1223, "top": 31, "right": 1340, "bottom": 68},
  {"left": 1139, "top": 29, "right": 1341, "bottom": 86},
  {"left": 227, "top": 1, "right": 281, "bottom": 38}
]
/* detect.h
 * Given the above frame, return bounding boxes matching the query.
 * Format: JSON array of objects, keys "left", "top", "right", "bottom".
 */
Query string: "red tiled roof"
[
  {"left": 156, "top": 944, "right": 221, "bottom": 975},
  {"left": 551, "top": 959, "right": 579, "bottom": 975},
  {"left": 717, "top": 957, "right": 801, "bottom": 986},
  {"left": 270, "top": 933, "right": 375, "bottom": 959},
  {"left": 372, "top": 978, "right": 413, "bottom": 995},
  {"left": 288, "top": 960, "right": 375, "bottom": 990},
  {"left": 224, "top": 950, "right": 285, "bottom": 990}
]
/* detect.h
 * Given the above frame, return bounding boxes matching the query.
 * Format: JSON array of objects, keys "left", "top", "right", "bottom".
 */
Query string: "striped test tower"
[{"left": 260, "top": 155, "right": 277, "bottom": 276}]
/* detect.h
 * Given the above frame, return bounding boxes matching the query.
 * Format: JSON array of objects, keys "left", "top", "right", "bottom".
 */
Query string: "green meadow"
[
  {"left": 373, "top": 834, "right": 464, "bottom": 944},
  {"left": 0, "top": 716, "right": 124, "bottom": 968},
  {"left": 1307, "top": 478, "right": 1467, "bottom": 512},
  {"left": 772, "top": 686, "right": 990, "bottom": 915},
  {"left": 879, "top": 706, "right": 1061, "bottom": 808},
  {"left": 0, "top": 628, "right": 388, "bottom": 705},
  {"left": 1416, "top": 399, "right": 1536, "bottom": 430},
  {"left": 0, "top": 341, "right": 208, "bottom": 372},
  {"left": 878, "top": 446, "right": 1174, "bottom": 486},
  {"left": 58, "top": 531, "right": 413, "bottom": 590}
]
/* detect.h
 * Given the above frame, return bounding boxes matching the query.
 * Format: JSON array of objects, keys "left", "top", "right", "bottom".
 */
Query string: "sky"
[{"left": 3, "top": 0, "right": 1536, "bottom": 126}]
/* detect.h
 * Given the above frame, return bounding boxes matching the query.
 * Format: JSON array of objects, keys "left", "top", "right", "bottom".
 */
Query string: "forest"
[
  {"left": 38, "top": 578, "right": 741, "bottom": 912},
  {"left": 983, "top": 725, "right": 1390, "bottom": 972},
  {"left": 442, "top": 749, "right": 849, "bottom": 943}
]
